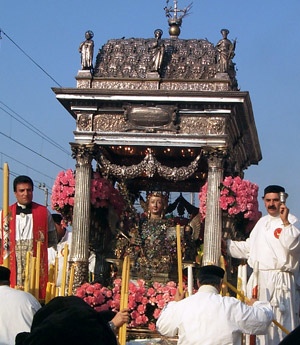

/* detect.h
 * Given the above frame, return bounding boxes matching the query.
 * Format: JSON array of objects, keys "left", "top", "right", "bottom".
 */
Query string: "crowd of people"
[{"left": 0, "top": 175, "right": 300, "bottom": 344}]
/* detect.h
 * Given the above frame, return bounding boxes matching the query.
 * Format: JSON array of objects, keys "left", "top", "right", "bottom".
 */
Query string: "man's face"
[
  {"left": 14, "top": 183, "right": 33, "bottom": 206},
  {"left": 264, "top": 192, "right": 281, "bottom": 216}
]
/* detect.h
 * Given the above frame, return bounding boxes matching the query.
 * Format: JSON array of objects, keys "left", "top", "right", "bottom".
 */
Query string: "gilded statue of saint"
[{"left": 79, "top": 30, "right": 94, "bottom": 70}]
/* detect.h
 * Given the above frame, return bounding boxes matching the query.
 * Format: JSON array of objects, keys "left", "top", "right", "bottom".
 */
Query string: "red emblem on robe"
[{"left": 274, "top": 228, "right": 282, "bottom": 239}]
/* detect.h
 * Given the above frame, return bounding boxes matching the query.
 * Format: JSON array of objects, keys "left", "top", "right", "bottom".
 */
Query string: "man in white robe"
[
  {"left": 0, "top": 266, "right": 41, "bottom": 345},
  {"left": 157, "top": 265, "right": 273, "bottom": 345},
  {"left": 226, "top": 185, "right": 300, "bottom": 345}
]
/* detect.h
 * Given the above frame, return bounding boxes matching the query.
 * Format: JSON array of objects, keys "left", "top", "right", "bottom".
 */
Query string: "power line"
[
  {"left": 0, "top": 151, "right": 55, "bottom": 181},
  {"left": 0, "top": 28, "right": 62, "bottom": 87},
  {"left": 0, "top": 131, "right": 67, "bottom": 170},
  {"left": 0, "top": 101, "right": 71, "bottom": 156}
]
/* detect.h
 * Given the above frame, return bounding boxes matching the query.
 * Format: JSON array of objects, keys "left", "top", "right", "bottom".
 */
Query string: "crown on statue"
[{"left": 146, "top": 191, "right": 169, "bottom": 206}]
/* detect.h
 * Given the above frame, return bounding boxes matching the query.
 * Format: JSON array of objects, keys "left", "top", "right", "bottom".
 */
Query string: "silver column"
[
  {"left": 203, "top": 150, "right": 225, "bottom": 266},
  {"left": 69, "top": 143, "right": 95, "bottom": 289}
]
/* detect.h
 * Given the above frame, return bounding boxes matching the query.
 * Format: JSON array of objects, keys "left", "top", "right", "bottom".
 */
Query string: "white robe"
[
  {"left": 156, "top": 285, "right": 273, "bottom": 345},
  {"left": 0, "top": 285, "right": 41, "bottom": 345},
  {"left": 227, "top": 213, "right": 300, "bottom": 345}
]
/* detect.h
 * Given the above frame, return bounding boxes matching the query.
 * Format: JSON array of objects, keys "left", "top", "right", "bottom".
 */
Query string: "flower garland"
[
  {"left": 76, "top": 279, "right": 188, "bottom": 331},
  {"left": 199, "top": 176, "right": 260, "bottom": 221},
  {"left": 51, "top": 169, "right": 124, "bottom": 225}
]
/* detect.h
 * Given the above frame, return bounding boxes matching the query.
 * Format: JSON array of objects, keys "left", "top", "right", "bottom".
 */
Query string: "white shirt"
[
  {"left": 0, "top": 285, "right": 41, "bottom": 345},
  {"left": 156, "top": 285, "right": 273, "bottom": 345}
]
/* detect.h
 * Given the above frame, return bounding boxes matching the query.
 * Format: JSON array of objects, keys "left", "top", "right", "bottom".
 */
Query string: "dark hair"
[
  {"left": 198, "top": 274, "right": 222, "bottom": 286},
  {"left": 0, "top": 266, "right": 10, "bottom": 284},
  {"left": 52, "top": 214, "right": 63, "bottom": 225},
  {"left": 13, "top": 175, "right": 34, "bottom": 192}
]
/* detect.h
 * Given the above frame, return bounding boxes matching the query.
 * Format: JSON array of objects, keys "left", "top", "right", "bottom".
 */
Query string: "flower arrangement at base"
[
  {"left": 51, "top": 170, "right": 124, "bottom": 226},
  {"left": 76, "top": 279, "right": 188, "bottom": 331}
]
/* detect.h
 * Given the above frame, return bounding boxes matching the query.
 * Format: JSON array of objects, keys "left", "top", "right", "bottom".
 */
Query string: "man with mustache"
[{"left": 224, "top": 185, "right": 300, "bottom": 345}]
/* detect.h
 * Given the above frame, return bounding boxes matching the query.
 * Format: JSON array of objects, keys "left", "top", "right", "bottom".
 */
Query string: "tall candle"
[
  {"left": 187, "top": 265, "right": 193, "bottom": 296},
  {"left": 54, "top": 257, "right": 58, "bottom": 286},
  {"left": 68, "top": 264, "right": 75, "bottom": 296},
  {"left": 2, "top": 163, "right": 10, "bottom": 268},
  {"left": 241, "top": 264, "right": 247, "bottom": 296},
  {"left": 48, "top": 264, "right": 54, "bottom": 283},
  {"left": 176, "top": 224, "right": 183, "bottom": 293},
  {"left": 45, "top": 282, "right": 52, "bottom": 304},
  {"left": 60, "top": 244, "right": 68, "bottom": 296},
  {"left": 119, "top": 256, "right": 130, "bottom": 345},
  {"left": 35, "top": 241, "right": 41, "bottom": 299},
  {"left": 24, "top": 251, "right": 31, "bottom": 292},
  {"left": 29, "top": 257, "right": 36, "bottom": 295}
]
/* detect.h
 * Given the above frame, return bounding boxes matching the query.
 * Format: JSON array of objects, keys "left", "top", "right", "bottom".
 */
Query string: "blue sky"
[{"left": 0, "top": 0, "right": 300, "bottom": 217}]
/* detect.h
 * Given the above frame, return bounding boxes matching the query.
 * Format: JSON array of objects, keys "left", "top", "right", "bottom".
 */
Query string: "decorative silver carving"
[
  {"left": 92, "top": 80, "right": 160, "bottom": 90},
  {"left": 94, "top": 114, "right": 126, "bottom": 132},
  {"left": 77, "top": 114, "right": 92, "bottom": 131},
  {"left": 180, "top": 117, "right": 225, "bottom": 134},
  {"left": 69, "top": 260, "right": 89, "bottom": 291},
  {"left": 97, "top": 150, "right": 201, "bottom": 182}
]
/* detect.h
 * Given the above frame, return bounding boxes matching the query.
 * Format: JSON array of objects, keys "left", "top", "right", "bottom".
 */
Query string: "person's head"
[
  {"left": 220, "top": 28, "right": 229, "bottom": 38},
  {"left": 146, "top": 192, "right": 168, "bottom": 219},
  {"left": 52, "top": 214, "right": 66, "bottom": 242},
  {"left": 263, "top": 185, "right": 285, "bottom": 217},
  {"left": 154, "top": 29, "right": 163, "bottom": 39},
  {"left": 13, "top": 175, "right": 34, "bottom": 206},
  {"left": 197, "top": 265, "right": 225, "bottom": 291},
  {"left": 0, "top": 266, "right": 11, "bottom": 286}
]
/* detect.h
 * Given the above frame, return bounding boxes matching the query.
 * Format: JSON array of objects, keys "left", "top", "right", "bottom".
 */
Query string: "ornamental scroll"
[{"left": 97, "top": 150, "right": 201, "bottom": 182}]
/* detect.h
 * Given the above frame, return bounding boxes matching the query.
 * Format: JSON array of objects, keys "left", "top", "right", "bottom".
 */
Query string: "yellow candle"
[
  {"left": 24, "top": 251, "right": 32, "bottom": 292},
  {"left": 50, "top": 283, "right": 56, "bottom": 300},
  {"left": 35, "top": 241, "right": 41, "bottom": 299},
  {"left": 54, "top": 257, "right": 59, "bottom": 285},
  {"left": 60, "top": 244, "right": 68, "bottom": 296},
  {"left": 119, "top": 256, "right": 129, "bottom": 345},
  {"left": 68, "top": 264, "right": 75, "bottom": 296},
  {"left": 2, "top": 163, "right": 10, "bottom": 269},
  {"left": 45, "top": 282, "right": 52, "bottom": 304},
  {"left": 29, "top": 256, "right": 36, "bottom": 295},
  {"left": 55, "top": 286, "right": 60, "bottom": 297},
  {"left": 176, "top": 224, "right": 183, "bottom": 294},
  {"left": 48, "top": 264, "right": 54, "bottom": 283},
  {"left": 219, "top": 255, "right": 228, "bottom": 296}
]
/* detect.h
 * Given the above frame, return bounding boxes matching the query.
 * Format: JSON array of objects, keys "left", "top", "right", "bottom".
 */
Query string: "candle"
[
  {"left": 119, "top": 256, "right": 130, "bottom": 345},
  {"left": 176, "top": 224, "right": 183, "bottom": 294},
  {"left": 45, "top": 282, "right": 52, "bottom": 304},
  {"left": 68, "top": 264, "right": 75, "bottom": 296},
  {"left": 50, "top": 283, "right": 56, "bottom": 300},
  {"left": 60, "top": 244, "right": 68, "bottom": 296},
  {"left": 24, "top": 251, "right": 32, "bottom": 292},
  {"left": 237, "top": 265, "right": 243, "bottom": 301},
  {"left": 48, "top": 264, "right": 54, "bottom": 283},
  {"left": 241, "top": 264, "right": 247, "bottom": 297},
  {"left": 2, "top": 163, "right": 10, "bottom": 269},
  {"left": 187, "top": 265, "right": 193, "bottom": 296},
  {"left": 54, "top": 257, "right": 59, "bottom": 286},
  {"left": 29, "top": 256, "right": 36, "bottom": 295},
  {"left": 35, "top": 241, "right": 41, "bottom": 299}
]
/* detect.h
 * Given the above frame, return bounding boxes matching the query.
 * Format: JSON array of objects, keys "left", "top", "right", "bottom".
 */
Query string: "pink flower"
[
  {"left": 148, "top": 322, "right": 156, "bottom": 331},
  {"left": 153, "top": 308, "right": 162, "bottom": 319}
]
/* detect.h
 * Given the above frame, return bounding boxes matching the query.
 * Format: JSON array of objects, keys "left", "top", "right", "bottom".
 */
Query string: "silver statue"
[
  {"left": 79, "top": 30, "right": 94, "bottom": 70},
  {"left": 150, "top": 29, "right": 165, "bottom": 74},
  {"left": 216, "top": 29, "right": 236, "bottom": 73}
]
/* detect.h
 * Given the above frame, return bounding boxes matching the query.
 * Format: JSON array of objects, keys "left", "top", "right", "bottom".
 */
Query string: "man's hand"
[
  {"left": 245, "top": 298, "right": 258, "bottom": 306},
  {"left": 111, "top": 308, "right": 129, "bottom": 328},
  {"left": 280, "top": 203, "right": 290, "bottom": 225},
  {"left": 174, "top": 288, "right": 185, "bottom": 302}
]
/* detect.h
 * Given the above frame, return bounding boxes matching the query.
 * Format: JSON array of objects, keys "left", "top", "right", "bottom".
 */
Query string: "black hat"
[
  {"left": 264, "top": 185, "right": 285, "bottom": 196},
  {"left": 0, "top": 266, "right": 10, "bottom": 282},
  {"left": 198, "top": 265, "right": 225, "bottom": 280}
]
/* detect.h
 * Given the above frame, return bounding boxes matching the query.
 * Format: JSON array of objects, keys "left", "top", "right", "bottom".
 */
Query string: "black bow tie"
[{"left": 16, "top": 204, "right": 32, "bottom": 215}]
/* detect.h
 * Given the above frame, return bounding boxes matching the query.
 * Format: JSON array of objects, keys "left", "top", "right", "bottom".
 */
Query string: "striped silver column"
[
  {"left": 69, "top": 143, "right": 95, "bottom": 289},
  {"left": 203, "top": 150, "right": 224, "bottom": 266}
]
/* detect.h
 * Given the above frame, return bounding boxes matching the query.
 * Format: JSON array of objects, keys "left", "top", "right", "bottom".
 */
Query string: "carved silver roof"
[{"left": 93, "top": 38, "right": 237, "bottom": 88}]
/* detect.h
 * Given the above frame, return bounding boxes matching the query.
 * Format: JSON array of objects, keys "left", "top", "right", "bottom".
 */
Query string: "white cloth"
[
  {"left": 156, "top": 285, "right": 273, "bottom": 345},
  {"left": 227, "top": 213, "right": 300, "bottom": 345},
  {"left": 48, "top": 230, "right": 72, "bottom": 287},
  {"left": 0, "top": 285, "right": 41, "bottom": 345}
]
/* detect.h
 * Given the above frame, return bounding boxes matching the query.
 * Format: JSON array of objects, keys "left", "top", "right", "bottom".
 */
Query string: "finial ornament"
[{"left": 164, "top": 0, "right": 192, "bottom": 38}]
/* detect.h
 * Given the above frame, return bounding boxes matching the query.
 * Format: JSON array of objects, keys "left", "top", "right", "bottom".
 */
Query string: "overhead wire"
[
  {"left": 0, "top": 101, "right": 71, "bottom": 156},
  {"left": 0, "top": 131, "right": 67, "bottom": 170},
  {"left": 0, "top": 28, "right": 62, "bottom": 87}
]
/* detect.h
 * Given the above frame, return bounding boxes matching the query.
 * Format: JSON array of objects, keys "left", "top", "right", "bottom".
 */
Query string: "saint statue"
[
  {"left": 150, "top": 29, "right": 165, "bottom": 75},
  {"left": 216, "top": 29, "right": 236, "bottom": 73},
  {"left": 79, "top": 30, "right": 94, "bottom": 70}
]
